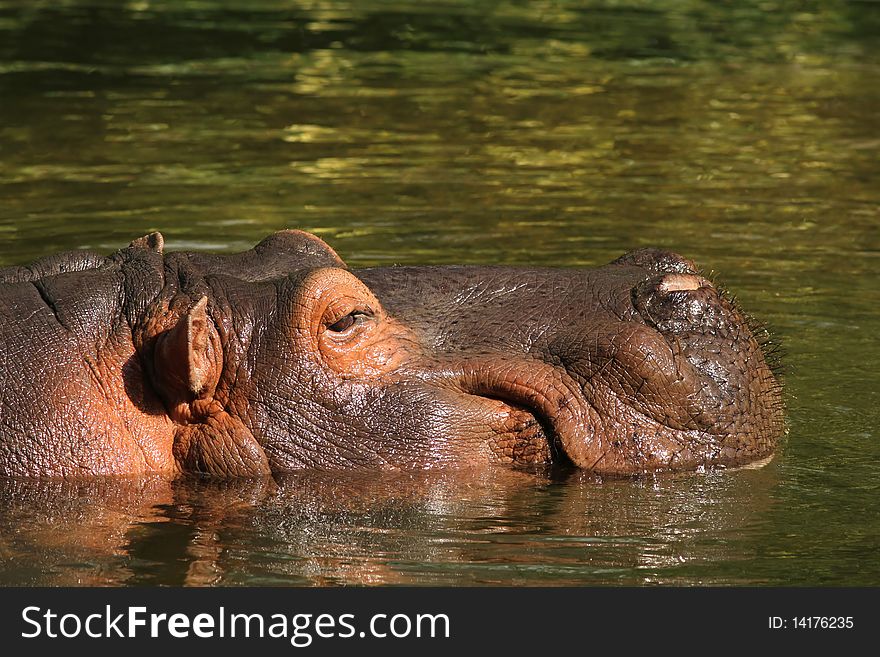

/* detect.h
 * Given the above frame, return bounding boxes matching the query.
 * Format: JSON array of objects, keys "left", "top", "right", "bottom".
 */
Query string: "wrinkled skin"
[{"left": 0, "top": 231, "right": 784, "bottom": 478}]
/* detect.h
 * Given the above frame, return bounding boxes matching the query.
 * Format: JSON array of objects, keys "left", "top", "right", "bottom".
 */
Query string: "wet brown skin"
[{"left": 0, "top": 231, "right": 784, "bottom": 478}]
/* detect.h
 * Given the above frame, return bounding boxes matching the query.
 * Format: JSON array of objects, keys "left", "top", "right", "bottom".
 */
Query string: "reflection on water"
[
  {"left": 1, "top": 460, "right": 875, "bottom": 586},
  {"left": 0, "top": 466, "right": 788, "bottom": 586},
  {"left": 0, "top": 1, "right": 879, "bottom": 585}
]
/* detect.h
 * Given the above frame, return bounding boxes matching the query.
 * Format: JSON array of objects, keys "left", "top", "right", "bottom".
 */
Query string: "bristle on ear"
[{"left": 186, "top": 296, "right": 212, "bottom": 395}]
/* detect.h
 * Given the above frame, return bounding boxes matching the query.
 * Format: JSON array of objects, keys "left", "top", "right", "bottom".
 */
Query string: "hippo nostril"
[
  {"left": 632, "top": 273, "right": 720, "bottom": 333},
  {"left": 657, "top": 273, "right": 711, "bottom": 294}
]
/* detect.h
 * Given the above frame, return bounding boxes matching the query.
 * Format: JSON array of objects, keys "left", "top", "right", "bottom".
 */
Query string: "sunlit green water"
[{"left": 0, "top": 0, "right": 878, "bottom": 586}]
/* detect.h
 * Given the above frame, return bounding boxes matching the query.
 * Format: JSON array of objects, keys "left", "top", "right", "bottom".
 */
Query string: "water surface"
[{"left": 0, "top": 0, "right": 878, "bottom": 585}]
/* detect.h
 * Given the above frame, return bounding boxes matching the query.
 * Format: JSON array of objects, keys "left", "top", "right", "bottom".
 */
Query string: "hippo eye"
[{"left": 326, "top": 311, "right": 366, "bottom": 333}]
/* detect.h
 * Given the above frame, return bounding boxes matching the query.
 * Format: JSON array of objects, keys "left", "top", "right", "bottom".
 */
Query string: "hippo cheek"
[
  {"left": 445, "top": 362, "right": 688, "bottom": 473},
  {"left": 441, "top": 341, "right": 750, "bottom": 473},
  {"left": 412, "top": 359, "right": 606, "bottom": 470}
]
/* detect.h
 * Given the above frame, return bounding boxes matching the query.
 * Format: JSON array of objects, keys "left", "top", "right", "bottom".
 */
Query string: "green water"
[{"left": 0, "top": 0, "right": 878, "bottom": 586}]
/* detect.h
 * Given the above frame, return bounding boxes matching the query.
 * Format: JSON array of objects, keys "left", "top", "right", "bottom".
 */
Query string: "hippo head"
[{"left": 135, "top": 230, "right": 783, "bottom": 476}]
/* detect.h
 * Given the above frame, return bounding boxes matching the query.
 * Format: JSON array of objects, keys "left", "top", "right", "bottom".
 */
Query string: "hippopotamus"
[{"left": 0, "top": 231, "right": 783, "bottom": 478}]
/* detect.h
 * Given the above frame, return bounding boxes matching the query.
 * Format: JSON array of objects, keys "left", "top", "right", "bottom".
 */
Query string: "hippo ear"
[
  {"left": 129, "top": 231, "right": 165, "bottom": 254},
  {"left": 154, "top": 296, "right": 222, "bottom": 401}
]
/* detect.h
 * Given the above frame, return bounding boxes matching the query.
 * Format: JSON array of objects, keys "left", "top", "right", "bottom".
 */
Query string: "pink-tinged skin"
[{"left": 0, "top": 231, "right": 784, "bottom": 478}]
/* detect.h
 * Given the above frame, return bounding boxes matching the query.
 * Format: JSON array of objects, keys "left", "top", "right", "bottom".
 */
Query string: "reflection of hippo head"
[
  {"left": 0, "top": 466, "right": 780, "bottom": 585},
  {"left": 0, "top": 230, "right": 783, "bottom": 477}
]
